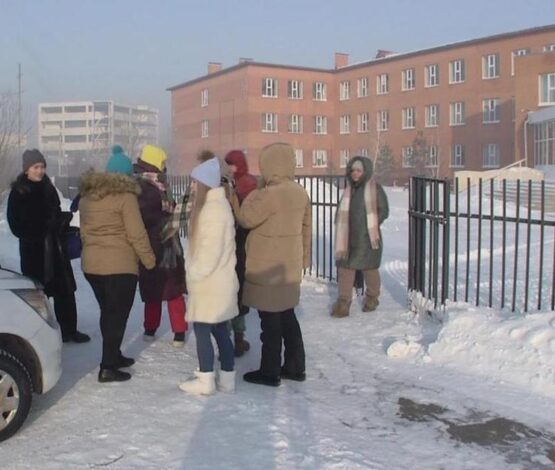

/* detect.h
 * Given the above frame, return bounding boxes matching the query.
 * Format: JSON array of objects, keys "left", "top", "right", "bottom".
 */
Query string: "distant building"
[
  {"left": 169, "top": 24, "right": 555, "bottom": 181},
  {"left": 38, "top": 101, "right": 159, "bottom": 176}
]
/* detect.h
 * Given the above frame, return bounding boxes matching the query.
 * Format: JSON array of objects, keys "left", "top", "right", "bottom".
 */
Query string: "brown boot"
[
  {"left": 331, "top": 298, "right": 351, "bottom": 318},
  {"left": 234, "top": 332, "right": 250, "bottom": 357},
  {"left": 362, "top": 296, "right": 379, "bottom": 312}
]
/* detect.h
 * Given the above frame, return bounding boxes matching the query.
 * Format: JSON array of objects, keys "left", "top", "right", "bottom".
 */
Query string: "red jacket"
[{"left": 224, "top": 150, "right": 257, "bottom": 203}]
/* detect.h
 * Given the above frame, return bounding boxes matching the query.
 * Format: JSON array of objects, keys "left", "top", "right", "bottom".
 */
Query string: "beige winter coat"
[
  {"left": 79, "top": 172, "right": 155, "bottom": 275},
  {"left": 185, "top": 186, "right": 239, "bottom": 323},
  {"left": 239, "top": 143, "right": 311, "bottom": 312}
]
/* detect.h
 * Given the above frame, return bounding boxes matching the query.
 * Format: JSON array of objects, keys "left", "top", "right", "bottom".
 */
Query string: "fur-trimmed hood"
[{"left": 79, "top": 171, "right": 140, "bottom": 201}]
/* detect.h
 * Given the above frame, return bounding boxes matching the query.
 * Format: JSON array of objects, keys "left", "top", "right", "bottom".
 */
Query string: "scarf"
[
  {"left": 137, "top": 172, "right": 175, "bottom": 213},
  {"left": 161, "top": 190, "right": 190, "bottom": 242},
  {"left": 335, "top": 178, "right": 380, "bottom": 261}
]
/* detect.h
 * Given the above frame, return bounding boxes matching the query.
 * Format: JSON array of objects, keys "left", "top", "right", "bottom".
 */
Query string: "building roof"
[
  {"left": 167, "top": 23, "right": 555, "bottom": 92},
  {"left": 528, "top": 106, "right": 555, "bottom": 124}
]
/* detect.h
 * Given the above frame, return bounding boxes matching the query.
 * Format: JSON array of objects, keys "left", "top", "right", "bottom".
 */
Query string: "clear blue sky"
[{"left": 1, "top": 0, "right": 554, "bottom": 143}]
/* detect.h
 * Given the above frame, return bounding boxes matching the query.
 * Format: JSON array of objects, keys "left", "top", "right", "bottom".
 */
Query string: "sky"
[{"left": 1, "top": 0, "right": 554, "bottom": 144}]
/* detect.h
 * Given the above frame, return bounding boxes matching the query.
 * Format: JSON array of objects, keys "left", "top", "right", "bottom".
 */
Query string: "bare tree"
[{"left": 0, "top": 93, "right": 21, "bottom": 191}]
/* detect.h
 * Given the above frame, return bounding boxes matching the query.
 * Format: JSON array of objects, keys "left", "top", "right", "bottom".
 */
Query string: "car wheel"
[{"left": 0, "top": 350, "right": 33, "bottom": 442}]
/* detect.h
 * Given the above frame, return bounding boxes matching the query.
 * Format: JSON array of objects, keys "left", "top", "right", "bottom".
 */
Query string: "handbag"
[{"left": 64, "top": 226, "right": 82, "bottom": 260}]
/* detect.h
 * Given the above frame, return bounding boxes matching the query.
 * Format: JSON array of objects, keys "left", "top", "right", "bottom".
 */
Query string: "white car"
[{"left": 0, "top": 267, "right": 62, "bottom": 442}]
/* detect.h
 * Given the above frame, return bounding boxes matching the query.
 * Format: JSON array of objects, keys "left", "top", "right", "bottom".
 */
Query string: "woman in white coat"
[{"left": 179, "top": 157, "right": 239, "bottom": 395}]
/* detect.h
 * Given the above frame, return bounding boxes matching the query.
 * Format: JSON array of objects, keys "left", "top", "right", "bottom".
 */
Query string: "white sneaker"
[
  {"left": 217, "top": 370, "right": 236, "bottom": 393},
  {"left": 179, "top": 371, "right": 216, "bottom": 395},
  {"left": 143, "top": 331, "right": 155, "bottom": 342},
  {"left": 173, "top": 332, "right": 186, "bottom": 348}
]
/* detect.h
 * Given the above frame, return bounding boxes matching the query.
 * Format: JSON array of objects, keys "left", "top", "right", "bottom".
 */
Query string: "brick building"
[{"left": 168, "top": 25, "right": 555, "bottom": 180}]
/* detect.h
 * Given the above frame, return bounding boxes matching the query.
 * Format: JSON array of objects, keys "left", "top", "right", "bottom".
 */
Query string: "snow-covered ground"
[{"left": 1, "top": 187, "right": 555, "bottom": 469}]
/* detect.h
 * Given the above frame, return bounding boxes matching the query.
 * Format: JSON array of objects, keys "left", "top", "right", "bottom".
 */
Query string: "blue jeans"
[{"left": 194, "top": 322, "right": 234, "bottom": 372}]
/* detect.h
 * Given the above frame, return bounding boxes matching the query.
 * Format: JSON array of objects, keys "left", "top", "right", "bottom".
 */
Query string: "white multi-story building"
[{"left": 38, "top": 101, "right": 159, "bottom": 176}]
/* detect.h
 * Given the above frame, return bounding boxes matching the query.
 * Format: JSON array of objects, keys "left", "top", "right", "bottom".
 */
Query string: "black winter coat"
[{"left": 7, "top": 174, "right": 76, "bottom": 297}]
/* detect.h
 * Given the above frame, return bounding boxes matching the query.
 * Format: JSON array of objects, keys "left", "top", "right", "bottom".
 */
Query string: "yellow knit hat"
[{"left": 140, "top": 145, "right": 167, "bottom": 171}]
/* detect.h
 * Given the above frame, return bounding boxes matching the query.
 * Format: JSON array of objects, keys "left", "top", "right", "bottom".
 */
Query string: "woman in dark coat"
[
  {"left": 133, "top": 145, "right": 187, "bottom": 346},
  {"left": 7, "top": 149, "right": 90, "bottom": 343}
]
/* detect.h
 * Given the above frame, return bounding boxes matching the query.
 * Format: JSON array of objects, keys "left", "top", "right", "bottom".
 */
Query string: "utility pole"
[{"left": 17, "top": 63, "right": 22, "bottom": 155}]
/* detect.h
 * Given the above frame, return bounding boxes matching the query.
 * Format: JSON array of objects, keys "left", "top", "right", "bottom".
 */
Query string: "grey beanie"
[{"left": 22, "top": 149, "right": 47, "bottom": 172}]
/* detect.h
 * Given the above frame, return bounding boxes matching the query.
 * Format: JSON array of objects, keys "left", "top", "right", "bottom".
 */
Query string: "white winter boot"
[
  {"left": 217, "top": 370, "right": 236, "bottom": 393},
  {"left": 179, "top": 371, "right": 216, "bottom": 395}
]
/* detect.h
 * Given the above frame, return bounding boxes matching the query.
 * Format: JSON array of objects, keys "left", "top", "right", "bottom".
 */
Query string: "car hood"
[{"left": 0, "top": 268, "right": 37, "bottom": 290}]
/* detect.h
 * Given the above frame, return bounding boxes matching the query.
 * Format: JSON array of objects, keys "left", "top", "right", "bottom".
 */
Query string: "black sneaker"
[
  {"left": 243, "top": 370, "right": 281, "bottom": 387},
  {"left": 98, "top": 368, "right": 131, "bottom": 383},
  {"left": 118, "top": 355, "right": 135, "bottom": 368},
  {"left": 62, "top": 331, "right": 91, "bottom": 344},
  {"left": 281, "top": 369, "right": 306, "bottom": 382},
  {"left": 143, "top": 330, "right": 155, "bottom": 342}
]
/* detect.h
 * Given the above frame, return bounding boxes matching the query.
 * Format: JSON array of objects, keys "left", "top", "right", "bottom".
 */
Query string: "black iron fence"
[{"left": 409, "top": 176, "right": 555, "bottom": 313}]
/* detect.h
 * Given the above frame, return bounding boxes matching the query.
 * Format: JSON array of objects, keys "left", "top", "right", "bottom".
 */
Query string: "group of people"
[{"left": 6, "top": 140, "right": 388, "bottom": 393}]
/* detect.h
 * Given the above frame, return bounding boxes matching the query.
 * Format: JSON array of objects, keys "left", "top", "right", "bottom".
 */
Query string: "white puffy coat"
[{"left": 185, "top": 187, "right": 239, "bottom": 323}]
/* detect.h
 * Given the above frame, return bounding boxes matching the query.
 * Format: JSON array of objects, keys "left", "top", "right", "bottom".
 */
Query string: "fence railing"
[{"left": 409, "top": 176, "right": 555, "bottom": 313}]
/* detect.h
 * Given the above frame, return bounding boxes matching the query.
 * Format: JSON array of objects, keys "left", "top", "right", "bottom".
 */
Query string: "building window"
[
  {"left": 340, "top": 149, "right": 350, "bottom": 168},
  {"left": 340, "top": 115, "right": 351, "bottom": 134},
  {"left": 376, "top": 74, "right": 389, "bottom": 94},
  {"left": 359, "top": 148, "right": 369, "bottom": 158},
  {"left": 451, "top": 144, "right": 465, "bottom": 167},
  {"left": 540, "top": 73, "right": 555, "bottom": 105},
  {"left": 357, "top": 113, "right": 369, "bottom": 133},
  {"left": 339, "top": 81, "right": 350, "bottom": 101},
  {"left": 483, "top": 143, "right": 500, "bottom": 168},
  {"left": 449, "top": 59, "right": 465, "bottom": 84},
  {"left": 544, "top": 44, "right": 555, "bottom": 52},
  {"left": 402, "top": 68, "right": 415, "bottom": 90},
  {"left": 312, "top": 149, "right": 328, "bottom": 167},
  {"left": 377, "top": 110, "right": 389, "bottom": 131},
  {"left": 357, "top": 77, "right": 368, "bottom": 97},
  {"left": 425, "top": 64, "right": 439, "bottom": 87},
  {"left": 402, "top": 146, "right": 414, "bottom": 167},
  {"left": 262, "top": 78, "right": 278, "bottom": 97},
  {"left": 427, "top": 145, "right": 439, "bottom": 167},
  {"left": 288, "top": 80, "right": 303, "bottom": 99},
  {"left": 534, "top": 120, "right": 555, "bottom": 165},
  {"left": 482, "top": 98, "right": 500, "bottom": 123},
  {"left": 511, "top": 48, "right": 530, "bottom": 75},
  {"left": 449, "top": 102, "right": 465, "bottom": 126},
  {"left": 294, "top": 149, "right": 304, "bottom": 168},
  {"left": 425, "top": 104, "right": 439, "bottom": 127},
  {"left": 482, "top": 53, "right": 500, "bottom": 79},
  {"left": 288, "top": 114, "right": 303, "bottom": 134},
  {"left": 313, "top": 81, "right": 327, "bottom": 101},
  {"left": 64, "top": 135, "right": 87, "bottom": 143},
  {"left": 201, "top": 88, "right": 209, "bottom": 107},
  {"left": 313, "top": 115, "right": 327, "bottom": 134},
  {"left": 42, "top": 106, "right": 63, "bottom": 114},
  {"left": 262, "top": 113, "right": 278, "bottom": 132},
  {"left": 201, "top": 120, "right": 208, "bottom": 138},
  {"left": 65, "top": 105, "right": 87, "bottom": 113},
  {"left": 64, "top": 120, "right": 87, "bottom": 128},
  {"left": 402, "top": 107, "right": 415, "bottom": 129}
]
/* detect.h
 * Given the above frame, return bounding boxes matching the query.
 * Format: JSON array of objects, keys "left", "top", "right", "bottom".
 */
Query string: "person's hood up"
[
  {"left": 224, "top": 150, "right": 249, "bottom": 178},
  {"left": 79, "top": 171, "right": 140, "bottom": 201},
  {"left": 259, "top": 143, "right": 295, "bottom": 185},
  {"left": 346, "top": 156, "right": 374, "bottom": 187}
]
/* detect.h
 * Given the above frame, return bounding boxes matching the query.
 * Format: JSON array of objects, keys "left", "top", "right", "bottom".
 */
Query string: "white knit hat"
[{"left": 191, "top": 157, "right": 221, "bottom": 188}]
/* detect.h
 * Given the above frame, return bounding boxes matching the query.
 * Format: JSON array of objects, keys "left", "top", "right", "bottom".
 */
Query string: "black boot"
[
  {"left": 243, "top": 370, "right": 280, "bottom": 387},
  {"left": 281, "top": 367, "right": 306, "bottom": 382},
  {"left": 62, "top": 330, "right": 91, "bottom": 343},
  {"left": 117, "top": 355, "right": 135, "bottom": 368},
  {"left": 98, "top": 368, "right": 131, "bottom": 383}
]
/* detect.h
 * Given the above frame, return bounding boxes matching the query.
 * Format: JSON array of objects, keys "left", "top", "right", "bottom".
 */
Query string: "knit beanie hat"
[
  {"left": 106, "top": 145, "right": 133, "bottom": 176},
  {"left": 191, "top": 157, "right": 220, "bottom": 189},
  {"left": 22, "top": 149, "right": 47, "bottom": 172},
  {"left": 140, "top": 145, "right": 167, "bottom": 171}
]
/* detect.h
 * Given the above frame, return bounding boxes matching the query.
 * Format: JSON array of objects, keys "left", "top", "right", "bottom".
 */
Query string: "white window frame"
[
  {"left": 402, "top": 146, "right": 414, "bottom": 167},
  {"left": 339, "top": 81, "right": 350, "bottom": 101},
  {"left": 449, "top": 59, "right": 465, "bottom": 84},
  {"left": 511, "top": 48, "right": 530, "bottom": 75},
  {"left": 427, "top": 145, "right": 439, "bottom": 168},
  {"left": 425, "top": 104, "right": 439, "bottom": 127},
  {"left": 376, "top": 74, "right": 389, "bottom": 94},
  {"left": 377, "top": 110, "right": 389, "bottom": 131},
  {"left": 262, "top": 113, "right": 278, "bottom": 133},
  {"left": 402, "top": 107, "right": 415, "bottom": 129},
  {"left": 482, "top": 143, "right": 500, "bottom": 168},
  {"left": 339, "top": 149, "right": 350, "bottom": 168},
  {"left": 312, "top": 149, "right": 328, "bottom": 168},
  {"left": 262, "top": 78, "right": 278, "bottom": 97},
  {"left": 539, "top": 73, "right": 555, "bottom": 105},
  {"left": 482, "top": 53, "right": 500, "bottom": 79},
  {"left": 313, "top": 81, "right": 327, "bottom": 101},
  {"left": 201, "top": 120, "right": 208, "bottom": 138},
  {"left": 482, "top": 98, "right": 500, "bottom": 123},
  {"left": 357, "top": 77, "right": 368, "bottom": 97},
  {"left": 314, "top": 115, "right": 327, "bottom": 134},
  {"left": 288, "top": 114, "right": 303, "bottom": 134},
  {"left": 425, "top": 64, "right": 439, "bottom": 87},
  {"left": 288, "top": 80, "right": 303, "bottom": 99},
  {"left": 294, "top": 149, "right": 304, "bottom": 168},
  {"left": 359, "top": 148, "right": 369, "bottom": 158},
  {"left": 450, "top": 102, "right": 465, "bottom": 126},
  {"left": 451, "top": 144, "right": 465, "bottom": 168},
  {"left": 201, "top": 88, "right": 209, "bottom": 107},
  {"left": 357, "top": 113, "right": 369, "bottom": 133},
  {"left": 544, "top": 44, "right": 555, "bottom": 52},
  {"left": 402, "top": 68, "right": 415, "bottom": 91},
  {"left": 340, "top": 115, "right": 351, "bottom": 134}
]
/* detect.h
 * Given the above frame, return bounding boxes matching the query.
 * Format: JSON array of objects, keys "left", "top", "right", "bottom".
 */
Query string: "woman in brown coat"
[
  {"left": 79, "top": 155, "right": 155, "bottom": 383},
  {"left": 239, "top": 143, "right": 311, "bottom": 387}
]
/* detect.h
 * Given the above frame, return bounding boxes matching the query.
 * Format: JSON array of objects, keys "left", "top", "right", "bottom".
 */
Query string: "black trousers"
[
  {"left": 258, "top": 309, "right": 305, "bottom": 377},
  {"left": 53, "top": 293, "right": 78, "bottom": 337},
  {"left": 85, "top": 273, "right": 138, "bottom": 369}
]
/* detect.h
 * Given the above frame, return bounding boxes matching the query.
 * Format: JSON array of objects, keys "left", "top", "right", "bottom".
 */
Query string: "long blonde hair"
[{"left": 187, "top": 180, "right": 209, "bottom": 253}]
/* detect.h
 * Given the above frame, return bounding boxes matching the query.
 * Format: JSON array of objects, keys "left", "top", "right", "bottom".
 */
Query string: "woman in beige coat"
[
  {"left": 239, "top": 143, "right": 311, "bottom": 387},
  {"left": 79, "top": 154, "right": 155, "bottom": 383}
]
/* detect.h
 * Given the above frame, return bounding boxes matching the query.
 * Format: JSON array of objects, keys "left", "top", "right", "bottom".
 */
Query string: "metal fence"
[{"left": 409, "top": 176, "right": 555, "bottom": 313}]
